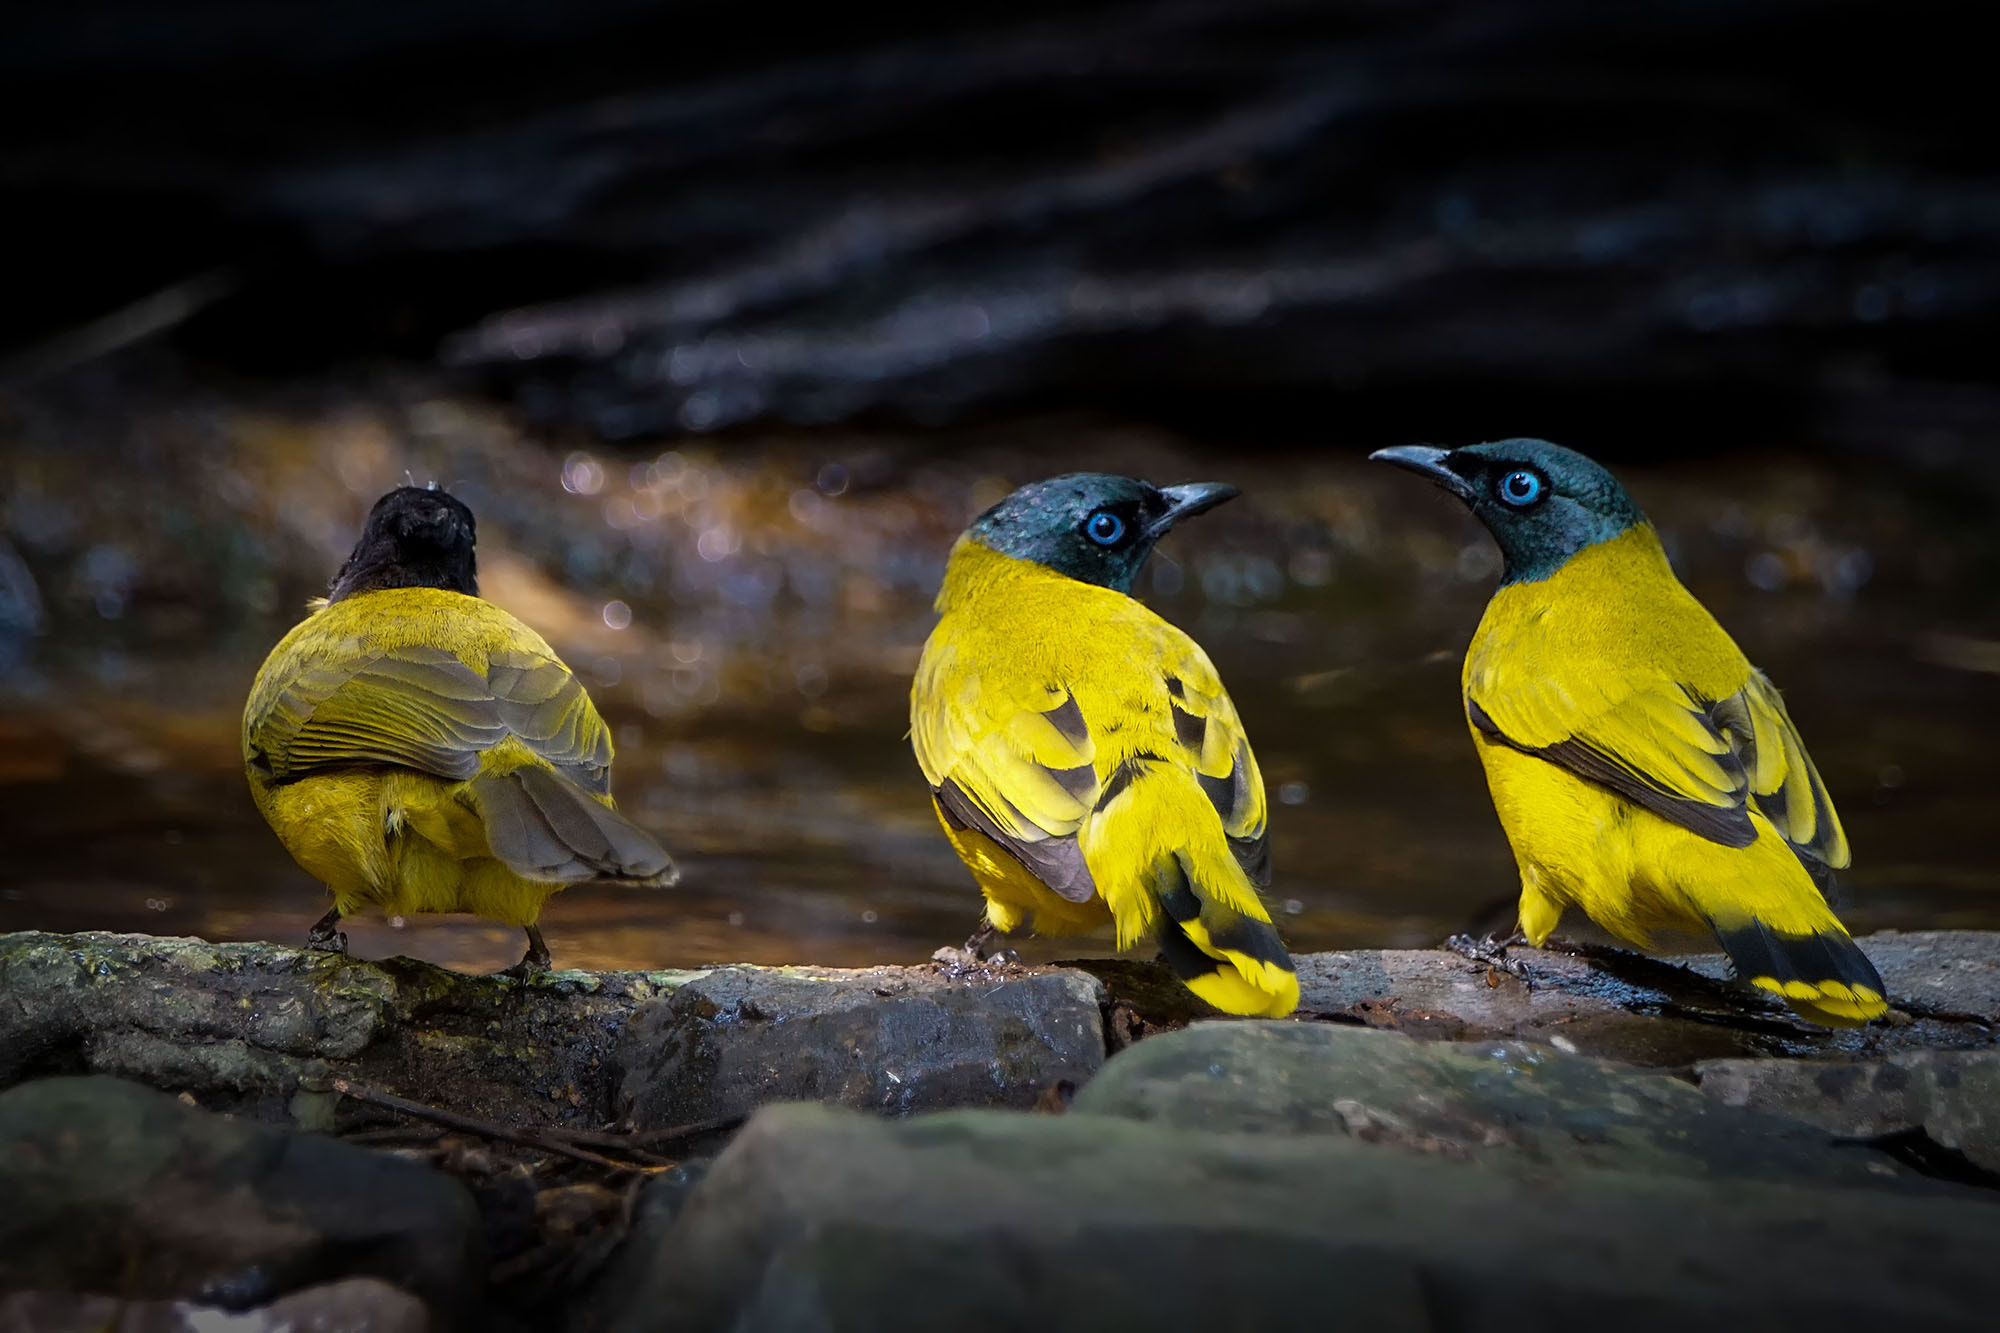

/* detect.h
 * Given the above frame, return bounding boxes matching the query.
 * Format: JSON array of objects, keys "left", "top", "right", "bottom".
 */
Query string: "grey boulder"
[
  {"left": 0, "top": 1278, "right": 430, "bottom": 1333},
  {"left": 1699, "top": 1047, "right": 2000, "bottom": 1173},
  {"left": 615, "top": 963, "right": 1104, "bottom": 1128},
  {"left": 584, "top": 1100, "right": 2000, "bottom": 1333},
  {"left": 580, "top": 1025, "right": 2000, "bottom": 1333},
  {"left": 0, "top": 1076, "right": 484, "bottom": 1320},
  {"left": 1073, "top": 1020, "right": 1934, "bottom": 1186}
]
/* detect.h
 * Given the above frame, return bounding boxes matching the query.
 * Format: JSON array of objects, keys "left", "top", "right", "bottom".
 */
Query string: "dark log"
[{"left": 5, "top": 0, "right": 1996, "bottom": 452}]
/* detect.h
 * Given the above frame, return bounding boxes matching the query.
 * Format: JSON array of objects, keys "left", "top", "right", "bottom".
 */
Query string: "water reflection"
[{"left": 2, "top": 382, "right": 1996, "bottom": 972}]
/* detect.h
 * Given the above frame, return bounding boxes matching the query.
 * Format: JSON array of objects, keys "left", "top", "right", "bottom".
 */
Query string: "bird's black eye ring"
[
  {"left": 1498, "top": 469, "right": 1546, "bottom": 507},
  {"left": 1084, "top": 510, "right": 1127, "bottom": 546}
]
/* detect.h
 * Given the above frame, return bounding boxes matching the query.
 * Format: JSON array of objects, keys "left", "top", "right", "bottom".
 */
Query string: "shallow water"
[{"left": 3, "top": 378, "right": 1996, "bottom": 973}]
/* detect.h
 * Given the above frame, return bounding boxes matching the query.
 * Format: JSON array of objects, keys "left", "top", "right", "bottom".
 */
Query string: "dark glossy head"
[
  {"left": 967, "top": 473, "right": 1240, "bottom": 593},
  {"left": 1369, "top": 439, "right": 1645, "bottom": 585},
  {"left": 328, "top": 485, "right": 479, "bottom": 602}
]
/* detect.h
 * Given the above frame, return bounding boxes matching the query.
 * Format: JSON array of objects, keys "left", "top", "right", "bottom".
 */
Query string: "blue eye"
[
  {"left": 1498, "top": 469, "right": 1544, "bottom": 507},
  {"left": 1085, "top": 511, "right": 1126, "bottom": 546}
]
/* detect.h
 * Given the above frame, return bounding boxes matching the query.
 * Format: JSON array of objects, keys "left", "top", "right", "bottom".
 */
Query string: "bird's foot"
[
  {"left": 962, "top": 919, "right": 1020, "bottom": 964},
  {"left": 304, "top": 907, "right": 348, "bottom": 957},
  {"left": 933, "top": 919, "right": 1020, "bottom": 974},
  {"left": 963, "top": 919, "right": 1001, "bottom": 958},
  {"left": 1445, "top": 931, "right": 1533, "bottom": 986},
  {"left": 500, "top": 925, "right": 552, "bottom": 981}
]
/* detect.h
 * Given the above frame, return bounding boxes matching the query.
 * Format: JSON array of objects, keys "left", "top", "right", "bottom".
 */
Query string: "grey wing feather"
[
  {"left": 475, "top": 766, "right": 676, "bottom": 885},
  {"left": 488, "top": 649, "right": 614, "bottom": 792},
  {"left": 253, "top": 647, "right": 504, "bottom": 782},
  {"left": 1466, "top": 697, "right": 1759, "bottom": 849},
  {"left": 254, "top": 642, "right": 615, "bottom": 791},
  {"left": 936, "top": 779, "right": 1098, "bottom": 903}
]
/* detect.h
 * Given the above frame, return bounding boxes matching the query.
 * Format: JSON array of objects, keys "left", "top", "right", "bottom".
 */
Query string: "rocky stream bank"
[{"left": 2, "top": 928, "right": 1997, "bottom": 1331}]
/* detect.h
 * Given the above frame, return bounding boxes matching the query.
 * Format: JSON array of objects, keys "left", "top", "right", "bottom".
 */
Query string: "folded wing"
[
  {"left": 247, "top": 641, "right": 612, "bottom": 792},
  {"left": 1467, "top": 660, "right": 1848, "bottom": 882},
  {"left": 245, "top": 617, "right": 669, "bottom": 885},
  {"left": 914, "top": 625, "right": 1292, "bottom": 1016}
]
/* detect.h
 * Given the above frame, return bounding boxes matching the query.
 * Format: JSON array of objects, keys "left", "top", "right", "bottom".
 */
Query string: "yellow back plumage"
[
  {"left": 243, "top": 585, "right": 672, "bottom": 935},
  {"left": 245, "top": 588, "right": 600, "bottom": 768}
]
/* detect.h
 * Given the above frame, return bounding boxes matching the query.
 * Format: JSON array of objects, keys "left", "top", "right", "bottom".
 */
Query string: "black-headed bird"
[
  {"left": 910, "top": 473, "right": 1297, "bottom": 1017},
  {"left": 242, "top": 485, "right": 675, "bottom": 975},
  {"left": 1372, "top": 440, "right": 1885, "bottom": 1025}
]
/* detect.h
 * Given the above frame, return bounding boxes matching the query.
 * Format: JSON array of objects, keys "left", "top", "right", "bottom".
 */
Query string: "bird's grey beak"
[
  {"left": 1369, "top": 446, "right": 1475, "bottom": 502},
  {"left": 1151, "top": 482, "right": 1240, "bottom": 535}
]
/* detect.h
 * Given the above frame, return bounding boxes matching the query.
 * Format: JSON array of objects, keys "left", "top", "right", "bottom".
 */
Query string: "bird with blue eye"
[
  {"left": 1373, "top": 440, "right": 1886, "bottom": 1025},
  {"left": 910, "top": 472, "right": 1298, "bottom": 1017}
]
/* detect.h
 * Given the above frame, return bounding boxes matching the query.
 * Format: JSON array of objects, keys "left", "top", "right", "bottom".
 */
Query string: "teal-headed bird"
[
  {"left": 1372, "top": 440, "right": 1886, "bottom": 1025},
  {"left": 910, "top": 474, "right": 1298, "bottom": 1016}
]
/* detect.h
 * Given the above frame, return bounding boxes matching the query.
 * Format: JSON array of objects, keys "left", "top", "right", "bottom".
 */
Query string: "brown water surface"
[{"left": 3, "top": 378, "right": 1995, "bottom": 972}]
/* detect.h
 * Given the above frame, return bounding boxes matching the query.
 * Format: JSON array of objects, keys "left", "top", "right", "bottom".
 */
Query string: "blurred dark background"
[
  {"left": 7, "top": 0, "right": 1998, "bottom": 451},
  {"left": 1, "top": 0, "right": 1995, "bottom": 971}
]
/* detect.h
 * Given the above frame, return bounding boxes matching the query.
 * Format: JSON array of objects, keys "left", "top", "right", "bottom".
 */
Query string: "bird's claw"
[
  {"left": 501, "top": 925, "right": 553, "bottom": 980},
  {"left": 934, "top": 919, "right": 1021, "bottom": 976},
  {"left": 304, "top": 907, "right": 347, "bottom": 956},
  {"left": 1446, "top": 931, "right": 1533, "bottom": 986},
  {"left": 962, "top": 919, "right": 1003, "bottom": 960}
]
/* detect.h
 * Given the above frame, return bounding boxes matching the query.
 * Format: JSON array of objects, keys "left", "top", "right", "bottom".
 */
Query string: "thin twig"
[
  {"left": 339, "top": 1124, "right": 449, "bottom": 1147},
  {"left": 326, "top": 1079, "right": 671, "bottom": 1172},
  {"left": 547, "top": 1114, "right": 747, "bottom": 1151}
]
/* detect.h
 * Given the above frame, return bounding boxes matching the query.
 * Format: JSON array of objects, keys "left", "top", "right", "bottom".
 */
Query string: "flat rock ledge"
[
  {"left": 0, "top": 932, "right": 1111, "bottom": 1132},
  {"left": 2, "top": 928, "right": 1997, "bottom": 1331}
]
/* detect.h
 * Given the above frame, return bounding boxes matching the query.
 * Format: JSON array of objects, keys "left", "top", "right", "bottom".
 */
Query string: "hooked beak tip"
[
  {"left": 1152, "top": 482, "right": 1240, "bottom": 533},
  {"left": 1369, "top": 445, "right": 1473, "bottom": 501}
]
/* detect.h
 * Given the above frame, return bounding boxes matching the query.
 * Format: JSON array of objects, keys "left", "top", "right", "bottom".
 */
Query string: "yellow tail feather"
[
  {"left": 1748, "top": 975, "right": 1887, "bottom": 1027},
  {"left": 1152, "top": 869, "right": 1298, "bottom": 1017},
  {"left": 1184, "top": 959, "right": 1300, "bottom": 1017},
  {"left": 1714, "top": 916, "right": 1888, "bottom": 1026}
]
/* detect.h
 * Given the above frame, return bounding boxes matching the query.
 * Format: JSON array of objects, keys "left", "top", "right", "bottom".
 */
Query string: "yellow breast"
[{"left": 1464, "top": 524, "right": 1751, "bottom": 711}]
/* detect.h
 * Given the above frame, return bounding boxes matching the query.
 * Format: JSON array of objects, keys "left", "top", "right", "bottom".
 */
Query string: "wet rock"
[
  {"left": 1697, "top": 1049, "right": 2000, "bottom": 1173},
  {"left": 1072, "top": 1022, "right": 1928, "bottom": 1188},
  {"left": 615, "top": 964, "right": 1105, "bottom": 1128},
  {"left": 1291, "top": 946, "right": 1776, "bottom": 1064},
  {"left": 3, "top": 929, "right": 1991, "bottom": 1143},
  {"left": 581, "top": 1099, "right": 2000, "bottom": 1333},
  {"left": 1074, "top": 930, "right": 2000, "bottom": 1070},
  {"left": 0, "top": 1076, "right": 482, "bottom": 1318},
  {"left": 0, "top": 1278, "right": 430, "bottom": 1333},
  {"left": 4, "top": 929, "right": 1996, "bottom": 1328},
  {"left": 0, "top": 931, "right": 682, "bottom": 1128},
  {"left": 1827, "top": 929, "right": 2000, "bottom": 1021},
  {"left": 0, "top": 932, "right": 1104, "bottom": 1133}
]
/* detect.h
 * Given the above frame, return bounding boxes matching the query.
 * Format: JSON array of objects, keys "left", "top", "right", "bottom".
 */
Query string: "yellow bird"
[
  {"left": 911, "top": 474, "right": 1297, "bottom": 1017},
  {"left": 1372, "top": 440, "right": 1885, "bottom": 1025},
  {"left": 242, "top": 485, "right": 675, "bottom": 974}
]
